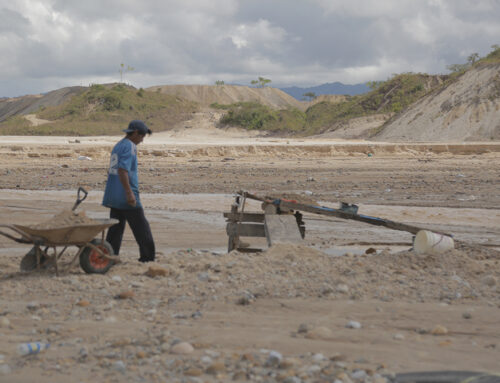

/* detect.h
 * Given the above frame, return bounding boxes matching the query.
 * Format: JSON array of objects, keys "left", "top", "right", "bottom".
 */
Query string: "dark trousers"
[{"left": 106, "top": 207, "right": 155, "bottom": 262}]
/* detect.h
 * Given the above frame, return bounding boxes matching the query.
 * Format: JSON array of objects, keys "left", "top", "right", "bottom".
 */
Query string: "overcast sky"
[{"left": 1, "top": 0, "right": 499, "bottom": 97}]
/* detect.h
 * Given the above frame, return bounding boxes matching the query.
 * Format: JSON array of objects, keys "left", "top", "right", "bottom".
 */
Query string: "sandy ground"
[{"left": 0, "top": 131, "right": 500, "bottom": 382}]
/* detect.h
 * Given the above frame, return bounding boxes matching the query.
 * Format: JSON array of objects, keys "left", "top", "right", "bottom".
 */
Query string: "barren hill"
[
  {"left": 374, "top": 64, "right": 500, "bottom": 142},
  {"left": 0, "top": 86, "right": 85, "bottom": 122},
  {"left": 147, "top": 84, "right": 306, "bottom": 110}
]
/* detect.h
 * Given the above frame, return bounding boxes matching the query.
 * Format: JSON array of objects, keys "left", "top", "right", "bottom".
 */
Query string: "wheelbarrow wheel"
[{"left": 79, "top": 239, "right": 114, "bottom": 274}]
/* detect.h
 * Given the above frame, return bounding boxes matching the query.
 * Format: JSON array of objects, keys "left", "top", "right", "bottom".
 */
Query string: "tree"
[
  {"left": 446, "top": 63, "right": 468, "bottom": 73},
  {"left": 251, "top": 77, "right": 272, "bottom": 87},
  {"left": 215, "top": 80, "right": 225, "bottom": 86},
  {"left": 366, "top": 81, "right": 383, "bottom": 90},
  {"left": 467, "top": 53, "right": 480, "bottom": 65},
  {"left": 119, "top": 63, "right": 135, "bottom": 83},
  {"left": 303, "top": 92, "right": 317, "bottom": 101}
]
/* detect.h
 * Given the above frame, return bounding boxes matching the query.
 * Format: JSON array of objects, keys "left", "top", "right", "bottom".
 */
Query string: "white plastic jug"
[{"left": 414, "top": 230, "right": 454, "bottom": 255}]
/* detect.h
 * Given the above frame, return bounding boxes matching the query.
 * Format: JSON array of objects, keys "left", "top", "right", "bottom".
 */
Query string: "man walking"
[{"left": 103, "top": 120, "right": 155, "bottom": 262}]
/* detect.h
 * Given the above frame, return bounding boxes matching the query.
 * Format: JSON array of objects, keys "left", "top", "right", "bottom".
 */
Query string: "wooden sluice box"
[{"left": 223, "top": 192, "right": 305, "bottom": 252}]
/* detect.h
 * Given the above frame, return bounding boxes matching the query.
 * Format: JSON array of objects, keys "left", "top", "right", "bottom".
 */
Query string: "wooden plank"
[
  {"left": 264, "top": 214, "right": 303, "bottom": 246},
  {"left": 223, "top": 212, "right": 265, "bottom": 223},
  {"left": 278, "top": 200, "right": 450, "bottom": 236},
  {"left": 226, "top": 223, "right": 266, "bottom": 237}
]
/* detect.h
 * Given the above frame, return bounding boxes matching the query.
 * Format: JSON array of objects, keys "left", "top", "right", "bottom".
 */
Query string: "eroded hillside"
[{"left": 375, "top": 64, "right": 500, "bottom": 141}]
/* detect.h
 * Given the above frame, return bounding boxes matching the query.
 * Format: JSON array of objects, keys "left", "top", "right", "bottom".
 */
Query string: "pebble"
[
  {"left": 76, "top": 299, "right": 90, "bottom": 307},
  {"left": 481, "top": 275, "right": 497, "bottom": 287},
  {"left": 0, "top": 364, "right": 11, "bottom": 375},
  {"left": 462, "top": 312, "right": 472, "bottom": 319},
  {"left": 346, "top": 320, "right": 362, "bottom": 329},
  {"left": 393, "top": 333, "right": 405, "bottom": 340},
  {"left": 265, "top": 350, "right": 283, "bottom": 367},
  {"left": 351, "top": 370, "right": 368, "bottom": 380},
  {"left": 111, "top": 275, "right": 122, "bottom": 282},
  {"left": 312, "top": 353, "right": 325, "bottom": 362},
  {"left": 113, "top": 360, "right": 126, "bottom": 373},
  {"left": 146, "top": 265, "right": 170, "bottom": 277},
  {"left": 116, "top": 290, "right": 135, "bottom": 299},
  {"left": 170, "top": 342, "right": 194, "bottom": 355},
  {"left": 0, "top": 317, "right": 10, "bottom": 327},
  {"left": 336, "top": 284, "right": 350, "bottom": 293},
  {"left": 197, "top": 272, "right": 209, "bottom": 282},
  {"left": 200, "top": 356, "right": 213, "bottom": 364},
  {"left": 297, "top": 323, "right": 309, "bottom": 333},
  {"left": 206, "top": 361, "right": 226, "bottom": 374},
  {"left": 305, "top": 326, "right": 332, "bottom": 340},
  {"left": 26, "top": 302, "right": 40, "bottom": 311},
  {"left": 431, "top": 325, "right": 449, "bottom": 335}
]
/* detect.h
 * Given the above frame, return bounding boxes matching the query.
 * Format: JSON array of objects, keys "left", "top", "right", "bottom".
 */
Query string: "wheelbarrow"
[{"left": 0, "top": 187, "right": 119, "bottom": 275}]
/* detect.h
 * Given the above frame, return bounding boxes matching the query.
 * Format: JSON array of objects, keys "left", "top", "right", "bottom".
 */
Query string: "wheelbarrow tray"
[{"left": 13, "top": 219, "right": 118, "bottom": 246}]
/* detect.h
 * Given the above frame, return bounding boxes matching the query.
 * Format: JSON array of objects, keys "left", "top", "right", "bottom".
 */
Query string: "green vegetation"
[
  {"left": 0, "top": 83, "right": 198, "bottom": 135},
  {"left": 219, "top": 102, "right": 306, "bottom": 134},
  {"left": 250, "top": 77, "right": 272, "bottom": 88},
  {"left": 217, "top": 72, "right": 443, "bottom": 135},
  {"left": 303, "top": 92, "right": 316, "bottom": 101},
  {"left": 119, "top": 63, "right": 135, "bottom": 83}
]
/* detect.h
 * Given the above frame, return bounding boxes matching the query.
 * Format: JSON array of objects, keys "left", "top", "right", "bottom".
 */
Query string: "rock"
[
  {"left": 200, "top": 356, "right": 213, "bottom": 364},
  {"left": 0, "top": 317, "right": 10, "bottom": 327},
  {"left": 136, "top": 351, "right": 146, "bottom": 359},
  {"left": 352, "top": 370, "right": 368, "bottom": 380},
  {"left": 462, "top": 312, "right": 472, "bottom": 319},
  {"left": 280, "top": 357, "right": 301, "bottom": 369},
  {"left": 146, "top": 265, "right": 170, "bottom": 277},
  {"left": 297, "top": 323, "right": 309, "bottom": 333},
  {"left": 305, "top": 326, "right": 332, "bottom": 340},
  {"left": 26, "top": 302, "right": 40, "bottom": 311},
  {"left": 236, "top": 296, "right": 251, "bottom": 305},
  {"left": 431, "top": 325, "right": 449, "bottom": 335},
  {"left": 346, "top": 320, "right": 362, "bottom": 329},
  {"left": 111, "top": 275, "right": 122, "bottom": 282},
  {"left": 336, "top": 284, "right": 349, "bottom": 293},
  {"left": 191, "top": 310, "right": 203, "bottom": 319},
  {"left": 283, "top": 377, "right": 301, "bottom": 383},
  {"left": 206, "top": 361, "right": 226, "bottom": 374},
  {"left": 170, "top": 342, "right": 194, "bottom": 355},
  {"left": 197, "top": 272, "right": 209, "bottom": 282},
  {"left": 482, "top": 275, "right": 497, "bottom": 287},
  {"left": 0, "top": 364, "right": 11, "bottom": 375},
  {"left": 76, "top": 299, "right": 90, "bottom": 307},
  {"left": 184, "top": 368, "right": 203, "bottom": 376},
  {"left": 265, "top": 350, "right": 283, "bottom": 367},
  {"left": 113, "top": 360, "right": 126, "bottom": 373},
  {"left": 312, "top": 353, "right": 325, "bottom": 362},
  {"left": 116, "top": 290, "right": 135, "bottom": 299}
]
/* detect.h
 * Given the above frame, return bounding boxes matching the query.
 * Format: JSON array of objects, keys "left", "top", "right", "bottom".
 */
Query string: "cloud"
[{"left": 0, "top": 0, "right": 499, "bottom": 96}]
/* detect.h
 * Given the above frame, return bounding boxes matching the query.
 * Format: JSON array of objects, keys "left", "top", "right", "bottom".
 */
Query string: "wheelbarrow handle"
[{"left": 72, "top": 187, "right": 88, "bottom": 211}]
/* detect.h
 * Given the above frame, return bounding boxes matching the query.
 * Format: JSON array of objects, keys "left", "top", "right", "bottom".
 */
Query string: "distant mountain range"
[{"left": 280, "top": 82, "right": 370, "bottom": 100}]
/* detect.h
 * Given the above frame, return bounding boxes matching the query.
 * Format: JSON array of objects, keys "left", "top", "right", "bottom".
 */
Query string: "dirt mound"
[
  {"left": 0, "top": 86, "right": 86, "bottom": 122},
  {"left": 30, "top": 209, "right": 98, "bottom": 229},
  {"left": 172, "top": 243, "right": 499, "bottom": 302},
  {"left": 147, "top": 84, "right": 306, "bottom": 110},
  {"left": 375, "top": 64, "right": 500, "bottom": 142}
]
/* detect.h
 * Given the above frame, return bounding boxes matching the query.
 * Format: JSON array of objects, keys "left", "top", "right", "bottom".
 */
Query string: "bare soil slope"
[
  {"left": 375, "top": 64, "right": 500, "bottom": 142},
  {"left": 147, "top": 84, "right": 307, "bottom": 110},
  {"left": 0, "top": 86, "right": 86, "bottom": 122}
]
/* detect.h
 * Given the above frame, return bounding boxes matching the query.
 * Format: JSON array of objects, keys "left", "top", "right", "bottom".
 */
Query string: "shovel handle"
[{"left": 72, "top": 187, "right": 88, "bottom": 211}]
